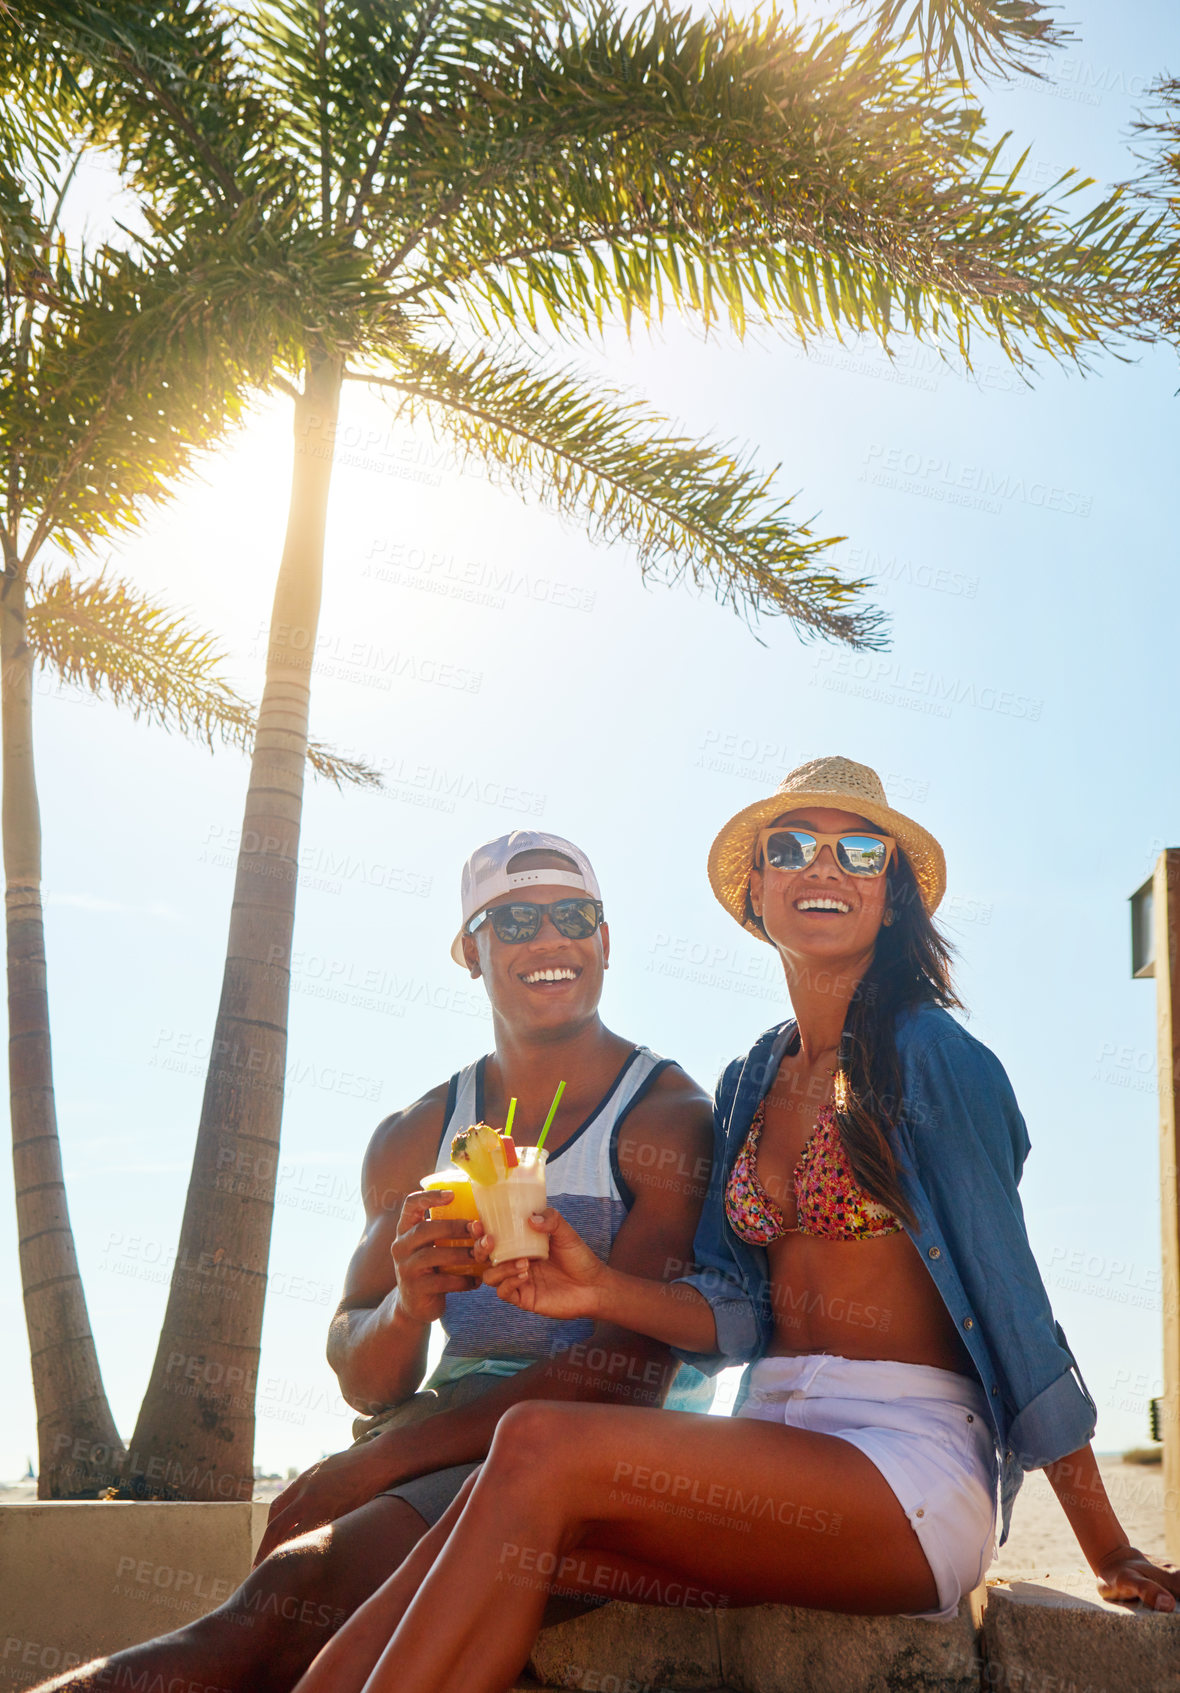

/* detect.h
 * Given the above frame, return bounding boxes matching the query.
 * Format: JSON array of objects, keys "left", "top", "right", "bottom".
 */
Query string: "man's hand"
[
  {"left": 479, "top": 1208, "right": 609, "bottom": 1320},
  {"left": 254, "top": 1440, "right": 400, "bottom": 1563},
  {"left": 1095, "top": 1544, "right": 1180, "bottom": 1612},
  {"left": 391, "top": 1190, "right": 479, "bottom": 1326}
]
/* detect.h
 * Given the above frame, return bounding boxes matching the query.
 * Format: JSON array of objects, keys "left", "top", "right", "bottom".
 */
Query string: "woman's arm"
[
  {"left": 1044, "top": 1443, "right": 1180, "bottom": 1610},
  {"left": 482, "top": 1209, "right": 720, "bottom": 1356},
  {"left": 593, "top": 1261, "right": 720, "bottom": 1354}
]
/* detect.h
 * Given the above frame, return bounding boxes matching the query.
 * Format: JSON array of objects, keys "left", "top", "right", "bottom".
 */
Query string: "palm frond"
[
  {"left": 8, "top": 0, "right": 258, "bottom": 211},
  {"left": 1131, "top": 76, "right": 1180, "bottom": 210},
  {"left": 1128, "top": 76, "right": 1180, "bottom": 342},
  {"left": 304, "top": 738, "right": 381, "bottom": 789},
  {"left": 7, "top": 0, "right": 1172, "bottom": 664},
  {"left": 0, "top": 12, "right": 81, "bottom": 283},
  {"left": 248, "top": 0, "right": 578, "bottom": 228},
  {"left": 26, "top": 569, "right": 381, "bottom": 786},
  {"left": 362, "top": 7, "right": 1169, "bottom": 366},
  {"left": 350, "top": 338, "right": 886, "bottom": 648},
  {"left": 4, "top": 214, "right": 378, "bottom": 559},
  {"left": 15, "top": 0, "right": 1169, "bottom": 371},
  {"left": 248, "top": 0, "right": 443, "bottom": 229},
  {"left": 0, "top": 149, "right": 45, "bottom": 287},
  {"left": 858, "top": 0, "right": 1069, "bottom": 80}
]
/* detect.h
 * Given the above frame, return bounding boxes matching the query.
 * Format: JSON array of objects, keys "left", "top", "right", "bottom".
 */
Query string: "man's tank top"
[{"left": 433, "top": 1046, "right": 668, "bottom": 1364}]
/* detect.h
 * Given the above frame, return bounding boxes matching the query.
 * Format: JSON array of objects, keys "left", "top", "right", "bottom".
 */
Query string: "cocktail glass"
[
  {"left": 470, "top": 1146, "right": 549, "bottom": 1265},
  {"left": 422, "top": 1168, "right": 481, "bottom": 1278}
]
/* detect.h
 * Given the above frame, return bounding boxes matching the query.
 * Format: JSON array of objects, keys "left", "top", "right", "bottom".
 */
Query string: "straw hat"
[{"left": 708, "top": 755, "right": 946, "bottom": 937}]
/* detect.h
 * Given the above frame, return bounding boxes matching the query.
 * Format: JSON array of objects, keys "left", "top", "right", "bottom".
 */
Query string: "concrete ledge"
[
  {"left": 528, "top": 1590, "right": 983, "bottom": 1692},
  {"left": 715, "top": 1591, "right": 983, "bottom": 1692},
  {"left": 0, "top": 1501, "right": 268, "bottom": 1688},
  {"left": 983, "top": 1576, "right": 1180, "bottom": 1693},
  {"left": 529, "top": 1599, "right": 723, "bottom": 1688},
  {"left": 529, "top": 1573, "right": 1180, "bottom": 1692},
  {"left": 5, "top": 1506, "right": 1180, "bottom": 1693}
]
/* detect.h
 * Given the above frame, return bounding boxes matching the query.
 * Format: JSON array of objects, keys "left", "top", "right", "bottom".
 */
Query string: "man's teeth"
[
  {"left": 796, "top": 897, "right": 851, "bottom": 914},
  {"left": 522, "top": 968, "right": 578, "bottom": 983}
]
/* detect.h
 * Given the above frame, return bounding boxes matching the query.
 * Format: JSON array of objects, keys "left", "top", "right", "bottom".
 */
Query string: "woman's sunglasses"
[
  {"left": 466, "top": 897, "right": 605, "bottom": 945},
  {"left": 756, "top": 825, "right": 896, "bottom": 879}
]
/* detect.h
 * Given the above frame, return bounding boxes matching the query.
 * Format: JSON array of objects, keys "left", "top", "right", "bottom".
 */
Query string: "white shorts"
[{"left": 737, "top": 1352, "right": 998, "bottom": 1622}]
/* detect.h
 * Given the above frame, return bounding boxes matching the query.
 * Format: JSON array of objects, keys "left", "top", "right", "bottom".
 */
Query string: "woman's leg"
[{"left": 358, "top": 1398, "right": 944, "bottom": 1693}]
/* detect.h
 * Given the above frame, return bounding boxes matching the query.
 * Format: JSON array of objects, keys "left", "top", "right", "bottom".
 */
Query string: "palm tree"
[
  {"left": 0, "top": 117, "right": 376, "bottom": 1494},
  {"left": 24, "top": 0, "right": 1174, "bottom": 1500}
]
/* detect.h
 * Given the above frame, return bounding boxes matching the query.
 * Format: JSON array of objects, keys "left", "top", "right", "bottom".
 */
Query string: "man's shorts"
[{"left": 351, "top": 1367, "right": 509, "bottom": 1528}]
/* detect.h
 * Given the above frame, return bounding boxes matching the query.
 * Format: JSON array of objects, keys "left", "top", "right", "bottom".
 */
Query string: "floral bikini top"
[{"left": 724, "top": 1097, "right": 902, "bottom": 1243}]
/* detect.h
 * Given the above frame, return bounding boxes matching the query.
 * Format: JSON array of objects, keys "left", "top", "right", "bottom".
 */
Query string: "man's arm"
[
  {"left": 255, "top": 1063, "right": 712, "bottom": 1559},
  {"left": 340, "top": 1063, "right": 713, "bottom": 1486},
  {"left": 326, "top": 1086, "right": 476, "bottom": 1413}
]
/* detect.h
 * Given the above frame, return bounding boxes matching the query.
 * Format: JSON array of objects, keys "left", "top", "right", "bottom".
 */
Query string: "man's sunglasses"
[
  {"left": 757, "top": 825, "right": 896, "bottom": 878},
  {"left": 466, "top": 897, "right": 605, "bottom": 945}
]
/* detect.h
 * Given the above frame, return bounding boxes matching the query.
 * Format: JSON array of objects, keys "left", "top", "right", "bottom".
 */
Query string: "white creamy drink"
[
  {"left": 472, "top": 1148, "right": 549, "bottom": 1264},
  {"left": 450, "top": 1125, "right": 550, "bottom": 1265}
]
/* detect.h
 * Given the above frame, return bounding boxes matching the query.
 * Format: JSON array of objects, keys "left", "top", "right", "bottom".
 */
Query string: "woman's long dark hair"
[
  {"left": 747, "top": 843, "right": 960, "bottom": 1229},
  {"left": 832, "top": 850, "right": 960, "bottom": 1229}
]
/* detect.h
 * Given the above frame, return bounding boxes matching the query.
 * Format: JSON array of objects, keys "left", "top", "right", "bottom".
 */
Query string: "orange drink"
[
  {"left": 422, "top": 1168, "right": 481, "bottom": 1278},
  {"left": 422, "top": 1168, "right": 479, "bottom": 1223}
]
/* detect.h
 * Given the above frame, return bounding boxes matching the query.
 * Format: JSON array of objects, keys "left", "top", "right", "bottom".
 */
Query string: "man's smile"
[{"left": 518, "top": 965, "right": 582, "bottom": 986}]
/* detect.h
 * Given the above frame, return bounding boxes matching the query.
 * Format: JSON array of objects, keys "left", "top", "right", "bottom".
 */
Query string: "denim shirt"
[{"left": 673, "top": 1004, "right": 1097, "bottom": 1544}]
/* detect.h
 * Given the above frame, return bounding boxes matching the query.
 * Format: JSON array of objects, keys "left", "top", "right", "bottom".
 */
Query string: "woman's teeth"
[
  {"left": 521, "top": 968, "right": 578, "bottom": 983},
  {"left": 795, "top": 897, "right": 851, "bottom": 914}
]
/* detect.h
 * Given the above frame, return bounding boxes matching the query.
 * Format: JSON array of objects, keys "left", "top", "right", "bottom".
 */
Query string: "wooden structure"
[{"left": 1131, "top": 849, "right": 1180, "bottom": 1559}]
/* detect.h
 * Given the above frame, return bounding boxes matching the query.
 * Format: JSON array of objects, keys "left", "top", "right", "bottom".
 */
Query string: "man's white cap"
[{"left": 451, "top": 831, "right": 602, "bottom": 965}]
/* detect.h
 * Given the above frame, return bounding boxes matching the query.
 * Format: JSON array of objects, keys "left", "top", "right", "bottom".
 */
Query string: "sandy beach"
[{"left": 990, "top": 1457, "right": 1167, "bottom": 1585}]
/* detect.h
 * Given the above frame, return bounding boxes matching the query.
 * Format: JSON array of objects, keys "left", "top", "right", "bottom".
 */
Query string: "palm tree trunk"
[
  {"left": 2, "top": 552, "right": 125, "bottom": 1497},
  {"left": 125, "top": 354, "right": 342, "bottom": 1500}
]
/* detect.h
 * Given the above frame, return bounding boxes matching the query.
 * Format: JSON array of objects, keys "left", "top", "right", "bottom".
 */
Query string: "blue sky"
[{"left": 1, "top": 2, "right": 1177, "bottom": 1489}]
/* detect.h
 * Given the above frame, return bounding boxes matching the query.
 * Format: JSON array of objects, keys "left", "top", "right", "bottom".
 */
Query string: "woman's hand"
[
  {"left": 475, "top": 1208, "right": 610, "bottom": 1320},
  {"left": 1095, "top": 1543, "right": 1180, "bottom": 1611}
]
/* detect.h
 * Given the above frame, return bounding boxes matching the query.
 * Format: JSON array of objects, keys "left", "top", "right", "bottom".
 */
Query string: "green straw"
[
  {"left": 535, "top": 1080, "right": 565, "bottom": 1152},
  {"left": 504, "top": 1096, "right": 517, "bottom": 1138}
]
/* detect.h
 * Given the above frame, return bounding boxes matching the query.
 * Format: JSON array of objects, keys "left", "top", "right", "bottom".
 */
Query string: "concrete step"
[
  {"left": 526, "top": 1571, "right": 1180, "bottom": 1693},
  {"left": 4, "top": 1506, "right": 1177, "bottom": 1693},
  {"left": 983, "top": 1570, "right": 1180, "bottom": 1693},
  {"left": 528, "top": 1589, "right": 984, "bottom": 1692}
]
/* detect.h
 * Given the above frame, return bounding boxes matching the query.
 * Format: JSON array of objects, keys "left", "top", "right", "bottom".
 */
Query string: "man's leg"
[{"left": 31, "top": 1494, "right": 431, "bottom": 1693}]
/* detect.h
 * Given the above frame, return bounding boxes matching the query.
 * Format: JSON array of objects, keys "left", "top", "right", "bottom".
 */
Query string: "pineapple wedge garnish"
[{"left": 450, "top": 1123, "right": 508, "bottom": 1185}]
